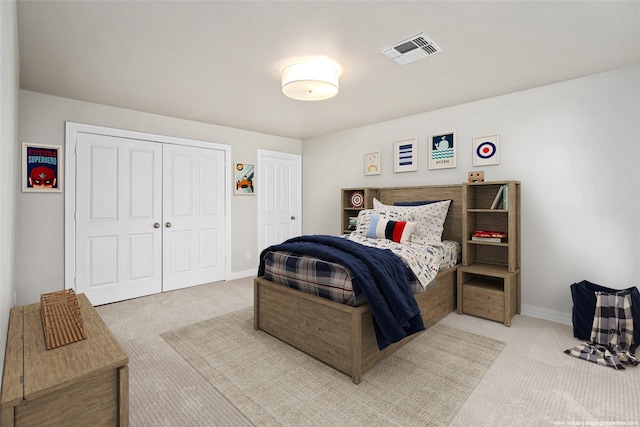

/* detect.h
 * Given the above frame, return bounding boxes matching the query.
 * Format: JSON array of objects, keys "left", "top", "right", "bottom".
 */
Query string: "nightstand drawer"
[{"left": 462, "top": 282, "right": 504, "bottom": 322}]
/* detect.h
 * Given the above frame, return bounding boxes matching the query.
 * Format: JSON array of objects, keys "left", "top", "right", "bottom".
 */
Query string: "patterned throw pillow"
[
  {"left": 372, "top": 198, "right": 451, "bottom": 246},
  {"left": 365, "top": 215, "right": 416, "bottom": 244},
  {"left": 354, "top": 209, "right": 408, "bottom": 236}
]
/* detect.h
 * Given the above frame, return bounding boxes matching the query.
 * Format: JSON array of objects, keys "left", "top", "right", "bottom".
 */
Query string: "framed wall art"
[
  {"left": 393, "top": 137, "right": 418, "bottom": 173},
  {"left": 364, "top": 151, "right": 380, "bottom": 175},
  {"left": 234, "top": 162, "right": 255, "bottom": 195},
  {"left": 473, "top": 134, "right": 500, "bottom": 166},
  {"left": 428, "top": 131, "right": 456, "bottom": 170},
  {"left": 22, "top": 142, "right": 62, "bottom": 192}
]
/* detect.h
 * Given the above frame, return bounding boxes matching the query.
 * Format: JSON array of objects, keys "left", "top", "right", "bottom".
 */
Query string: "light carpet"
[{"left": 162, "top": 308, "right": 505, "bottom": 427}]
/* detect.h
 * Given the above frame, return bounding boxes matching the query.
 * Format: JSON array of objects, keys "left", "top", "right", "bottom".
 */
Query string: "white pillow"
[
  {"left": 372, "top": 198, "right": 451, "bottom": 246},
  {"left": 365, "top": 215, "right": 417, "bottom": 244}
]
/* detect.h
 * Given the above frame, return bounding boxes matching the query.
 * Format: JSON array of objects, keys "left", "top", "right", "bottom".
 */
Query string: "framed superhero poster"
[{"left": 22, "top": 143, "right": 62, "bottom": 192}]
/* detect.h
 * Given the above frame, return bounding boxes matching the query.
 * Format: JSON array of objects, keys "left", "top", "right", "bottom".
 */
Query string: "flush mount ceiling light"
[{"left": 281, "top": 57, "right": 341, "bottom": 101}]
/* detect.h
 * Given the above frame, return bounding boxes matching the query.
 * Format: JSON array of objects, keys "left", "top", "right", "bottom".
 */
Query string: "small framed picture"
[
  {"left": 429, "top": 131, "right": 456, "bottom": 170},
  {"left": 22, "top": 142, "right": 62, "bottom": 192},
  {"left": 473, "top": 134, "right": 500, "bottom": 166},
  {"left": 364, "top": 151, "right": 380, "bottom": 175},
  {"left": 393, "top": 137, "right": 418, "bottom": 173},
  {"left": 234, "top": 162, "right": 255, "bottom": 195}
]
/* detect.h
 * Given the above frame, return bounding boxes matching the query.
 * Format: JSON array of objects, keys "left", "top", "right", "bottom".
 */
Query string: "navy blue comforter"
[{"left": 258, "top": 235, "right": 425, "bottom": 350}]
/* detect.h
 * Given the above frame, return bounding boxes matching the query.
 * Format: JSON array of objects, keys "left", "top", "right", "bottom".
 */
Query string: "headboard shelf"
[{"left": 340, "top": 184, "right": 463, "bottom": 244}]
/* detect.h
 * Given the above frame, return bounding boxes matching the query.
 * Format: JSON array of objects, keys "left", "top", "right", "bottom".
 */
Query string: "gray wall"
[
  {"left": 302, "top": 65, "right": 640, "bottom": 323},
  {"left": 16, "top": 90, "right": 301, "bottom": 305},
  {"left": 0, "top": 0, "right": 19, "bottom": 377}
]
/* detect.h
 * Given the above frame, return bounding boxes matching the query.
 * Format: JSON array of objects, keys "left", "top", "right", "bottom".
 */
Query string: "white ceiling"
[{"left": 16, "top": 1, "right": 640, "bottom": 140}]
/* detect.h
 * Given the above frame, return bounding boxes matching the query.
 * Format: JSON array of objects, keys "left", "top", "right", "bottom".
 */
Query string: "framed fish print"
[{"left": 429, "top": 131, "right": 456, "bottom": 170}]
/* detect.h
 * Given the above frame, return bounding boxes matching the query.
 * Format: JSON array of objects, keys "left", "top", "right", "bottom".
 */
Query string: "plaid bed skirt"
[{"left": 262, "top": 250, "right": 415, "bottom": 306}]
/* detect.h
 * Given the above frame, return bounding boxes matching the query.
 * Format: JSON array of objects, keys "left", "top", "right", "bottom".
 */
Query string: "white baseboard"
[
  {"left": 521, "top": 304, "right": 572, "bottom": 325},
  {"left": 228, "top": 269, "right": 256, "bottom": 281}
]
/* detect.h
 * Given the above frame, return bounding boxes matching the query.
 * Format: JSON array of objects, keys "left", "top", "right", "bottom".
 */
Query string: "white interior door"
[
  {"left": 162, "top": 144, "right": 226, "bottom": 291},
  {"left": 75, "top": 133, "right": 163, "bottom": 305},
  {"left": 258, "top": 150, "right": 302, "bottom": 250}
]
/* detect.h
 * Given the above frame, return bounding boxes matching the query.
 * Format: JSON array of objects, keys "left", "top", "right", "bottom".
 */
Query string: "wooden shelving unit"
[
  {"left": 340, "top": 188, "right": 379, "bottom": 234},
  {"left": 457, "top": 181, "right": 521, "bottom": 326}
]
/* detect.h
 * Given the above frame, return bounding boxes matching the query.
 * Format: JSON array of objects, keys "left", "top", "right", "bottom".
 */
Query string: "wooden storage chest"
[{"left": 1, "top": 293, "right": 129, "bottom": 427}]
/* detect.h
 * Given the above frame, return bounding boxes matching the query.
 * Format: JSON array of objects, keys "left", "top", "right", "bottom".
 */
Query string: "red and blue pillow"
[{"left": 365, "top": 215, "right": 416, "bottom": 244}]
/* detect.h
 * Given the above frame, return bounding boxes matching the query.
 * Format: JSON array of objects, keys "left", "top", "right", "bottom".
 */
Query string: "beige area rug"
[{"left": 162, "top": 308, "right": 505, "bottom": 427}]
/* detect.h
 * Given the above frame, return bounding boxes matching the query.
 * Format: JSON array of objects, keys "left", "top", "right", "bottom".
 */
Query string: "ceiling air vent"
[{"left": 381, "top": 33, "right": 442, "bottom": 65}]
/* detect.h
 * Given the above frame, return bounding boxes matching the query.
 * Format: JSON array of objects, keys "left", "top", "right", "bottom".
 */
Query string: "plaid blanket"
[{"left": 565, "top": 291, "right": 639, "bottom": 370}]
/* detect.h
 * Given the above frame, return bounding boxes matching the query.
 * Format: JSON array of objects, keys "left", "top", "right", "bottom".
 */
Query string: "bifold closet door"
[
  {"left": 162, "top": 143, "right": 226, "bottom": 292},
  {"left": 75, "top": 133, "right": 226, "bottom": 305},
  {"left": 75, "top": 133, "right": 163, "bottom": 305}
]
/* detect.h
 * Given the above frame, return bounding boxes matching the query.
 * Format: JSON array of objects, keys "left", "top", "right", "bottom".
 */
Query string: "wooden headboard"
[{"left": 377, "top": 184, "right": 463, "bottom": 244}]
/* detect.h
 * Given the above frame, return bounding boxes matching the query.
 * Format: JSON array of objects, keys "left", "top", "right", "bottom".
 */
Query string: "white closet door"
[
  {"left": 75, "top": 133, "right": 163, "bottom": 305},
  {"left": 162, "top": 144, "right": 226, "bottom": 291}
]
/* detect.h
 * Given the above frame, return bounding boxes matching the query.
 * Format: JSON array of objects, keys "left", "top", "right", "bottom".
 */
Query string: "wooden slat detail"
[
  {"left": 255, "top": 278, "right": 355, "bottom": 375},
  {"left": 15, "top": 369, "right": 118, "bottom": 426},
  {"left": 40, "top": 289, "right": 86, "bottom": 350},
  {"left": 1, "top": 307, "right": 25, "bottom": 409},
  {"left": 119, "top": 365, "right": 130, "bottom": 427}
]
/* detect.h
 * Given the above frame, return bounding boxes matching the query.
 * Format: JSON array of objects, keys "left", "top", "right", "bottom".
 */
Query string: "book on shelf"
[
  {"left": 473, "top": 230, "right": 507, "bottom": 238},
  {"left": 472, "top": 235, "right": 506, "bottom": 243},
  {"left": 347, "top": 216, "right": 358, "bottom": 230},
  {"left": 490, "top": 185, "right": 504, "bottom": 209},
  {"left": 502, "top": 184, "right": 508, "bottom": 210},
  {"left": 488, "top": 184, "right": 509, "bottom": 210}
]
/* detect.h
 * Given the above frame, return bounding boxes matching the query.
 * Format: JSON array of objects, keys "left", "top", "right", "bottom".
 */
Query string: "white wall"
[
  {"left": 0, "top": 0, "right": 19, "bottom": 377},
  {"left": 302, "top": 65, "right": 640, "bottom": 323},
  {"left": 16, "top": 91, "right": 301, "bottom": 305}
]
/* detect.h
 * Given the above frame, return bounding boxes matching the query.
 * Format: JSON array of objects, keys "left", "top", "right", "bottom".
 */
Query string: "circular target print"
[
  {"left": 476, "top": 141, "right": 497, "bottom": 159},
  {"left": 350, "top": 191, "right": 364, "bottom": 208}
]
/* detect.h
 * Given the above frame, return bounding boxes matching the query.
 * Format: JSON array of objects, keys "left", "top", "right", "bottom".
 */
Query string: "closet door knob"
[
  {"left": 165, "top": 222, "right": 172, "bottom": 228},
  {"left": 153, "top": 223, "right": 160, "bottom": 229}
]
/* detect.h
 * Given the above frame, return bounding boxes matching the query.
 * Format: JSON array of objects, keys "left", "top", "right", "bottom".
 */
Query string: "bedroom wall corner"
[{"left": 301, "top": 65, "right": 640, "bottom": 321}]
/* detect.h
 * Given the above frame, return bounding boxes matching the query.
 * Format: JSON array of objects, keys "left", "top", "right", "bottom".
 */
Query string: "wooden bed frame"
[{"left": 254, "top": 184, "right": 463, "bottom": 384}]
